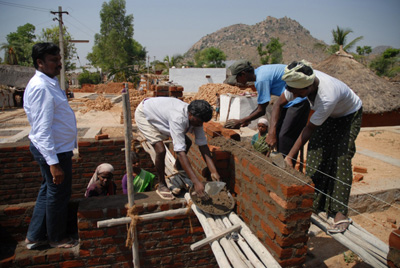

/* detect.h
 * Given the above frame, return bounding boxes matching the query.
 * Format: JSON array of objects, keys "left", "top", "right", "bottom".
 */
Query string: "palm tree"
[
  {"left": 331, "top": 26, "right": 363, "bottom": 52},
  {"left": 0, "top": 43, "right": 18, "bottom": 65}
]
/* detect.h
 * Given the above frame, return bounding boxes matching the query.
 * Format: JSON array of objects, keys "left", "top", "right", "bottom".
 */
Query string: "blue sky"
[{"left": 1, "top": 0, "right": 399, "bottom": 67}]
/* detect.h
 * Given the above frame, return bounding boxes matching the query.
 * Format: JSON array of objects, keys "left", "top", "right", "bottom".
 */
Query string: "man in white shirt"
[
  {"left": 135, "top": 97, "right": 220, "bottom": 200},
  {"left": 267, "top": 60, "right": 362, "bottom": 234},
  {"left": 23, "top": 43, "right": 77, "bottom": 249}
]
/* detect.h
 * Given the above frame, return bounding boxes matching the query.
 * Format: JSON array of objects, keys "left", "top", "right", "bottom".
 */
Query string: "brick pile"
[
  {"left": 151, "top": 84, "right": 184, "bottom": 98},
  {"left": 184, "top": 83, "right": 256, "bottom": 106}
]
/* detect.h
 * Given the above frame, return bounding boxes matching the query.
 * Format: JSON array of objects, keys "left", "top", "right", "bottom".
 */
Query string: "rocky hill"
[{"left": 183, "top": 16, "right": 329, "bottom": 66}]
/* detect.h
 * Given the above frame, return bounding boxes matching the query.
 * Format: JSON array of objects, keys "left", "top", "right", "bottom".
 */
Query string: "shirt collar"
[{"left": 36, "top": 70, "right": 59, "bottom": 86}]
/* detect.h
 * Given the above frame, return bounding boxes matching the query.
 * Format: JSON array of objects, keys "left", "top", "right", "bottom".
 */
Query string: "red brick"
[
  {"left": 33, "top": 255, "right": 46, "bottom": 264},
  {"left": 248, "top": 163, "right": 261, "bottom": 177},
  {"left": 263, "top": 174, "right": 279, "bottom": 190},
  {"left": 353, "top": 165, "right": 368, "bottom": 173},
  {"left": 353, "top": 173, "right": 364, "bottom": 182},
  {"left": 280, "top": 183, "right": 314, "bottom": 197},
  {"left": 269, "top": 192, "right": 297, "bottom": 210},
  {"left": 263, "top": 200, "right": 277, "bottom": 214},
  {"left": 204, "top": 125, "right": 221, "bottom": 137},
  {"left": 278, "top": 256, "right": 306, "bottom": 267},
  {"left": 301, "top": 198, "right": 314, "bottom": 208},
  {"left": 241, "top": 157, "right": 249, "bottom": 168},
  {"left": 4, "top": 206, "right": 26, "bottom": 216},
  {"left": 106, "top": 208, "right": 118, "bottom": 218},
  {"left": 221, "top": 129, "right": 240, "bottom": 141},
  {"left": 278, "top": 211, "right": 312, "bottom": 222},
  {"left": 268, "top": 214, "right": 293, "bottom": 235},
  {"left": 275, "top": 234, "right": 308, "bottom": 247},
  {"left": 79, "top": 249, "right": 90, "bottom": 257},
  {"left": 59, "top": 260, "right": 85, "bottom": 268},
  {"left": 107, "top": 228, "right": 118, "bottom": 236},
  {"left": 78, "top": 210, "right": 104, "bottom": 219},
  {"left": 78, "top": 141, "right": 92, "bottom": 147},
  {"left": 80, "top": 229, "right": 105, "bottom": 239},
  {"left": 252, "top": 202, "right": 265, "bottom": 216},
  {"left": 296, "top": 245, "right": 308, "bottom": 256},
  {"left": 261, "top": 221, "right": 276, "bottom": 239}
]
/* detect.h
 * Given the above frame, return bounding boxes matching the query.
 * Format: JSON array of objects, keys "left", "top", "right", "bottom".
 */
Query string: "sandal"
[
  {"left": 49, "top": 238, "right": 78, "bottom": 249},
  {"left": 328, "top": 218, "right": 353, "bottom": 233},
  {"left": 25, "top": 239, "right": 48, "bottom": 250},
  {"left": 156, "top": 184, "right": 175, "bottom": 200}
]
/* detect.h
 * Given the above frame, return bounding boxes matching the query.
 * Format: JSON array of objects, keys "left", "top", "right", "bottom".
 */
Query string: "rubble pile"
[
  {"left": 80, "top": 94, "right": 113, "bottom": 114},
  {"left": 184, "top": 83, "right": 256, "bottom": 106}
]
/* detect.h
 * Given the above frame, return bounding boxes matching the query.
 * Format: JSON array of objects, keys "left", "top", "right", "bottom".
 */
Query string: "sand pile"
[{"left": 80, "top": 95, "right": 113, "bottom": 114}]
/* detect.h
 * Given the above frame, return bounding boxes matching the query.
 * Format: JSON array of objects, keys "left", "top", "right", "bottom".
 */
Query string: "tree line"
[{"left": 1, "top": 0, "right": 399, "bottom": 84}]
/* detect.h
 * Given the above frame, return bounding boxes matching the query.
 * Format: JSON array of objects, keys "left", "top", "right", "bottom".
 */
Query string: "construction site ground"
[{"left": 0, "top": 91, "right": 399, "bottom": 267}]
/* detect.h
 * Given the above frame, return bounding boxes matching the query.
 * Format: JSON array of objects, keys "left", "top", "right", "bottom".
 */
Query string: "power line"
[{"left": 0, "top": 1, "right": 51, "bottom": 13}]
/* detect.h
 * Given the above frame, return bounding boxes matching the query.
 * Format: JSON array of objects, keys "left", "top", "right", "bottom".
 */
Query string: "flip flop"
[
  {"left": 327, "top": 218, "right": 353, "bottom": 233},
  {"left": 25, "top": 240, "right": 48, "bottom": 250},
  {"left": 156, "top": 188, "right": 175, "bottom": 200},
  {"left": 49, "top": 238, "right": 78, "bottom": 249}
]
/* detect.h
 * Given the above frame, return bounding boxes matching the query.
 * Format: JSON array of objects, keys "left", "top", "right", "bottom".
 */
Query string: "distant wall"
[{"left": 169, "top": 68, "right": 226, "bottom": 92}]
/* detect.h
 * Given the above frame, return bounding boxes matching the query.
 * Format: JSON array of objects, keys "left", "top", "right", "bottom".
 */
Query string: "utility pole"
[{"left": 51, "top": 6, "right": 69, "bottom": 92}]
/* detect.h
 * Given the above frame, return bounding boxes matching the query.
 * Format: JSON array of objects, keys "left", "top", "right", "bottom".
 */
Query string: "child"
[
  {"left": 122, "top": 155, "right": 155, "bottom": 194},
  {"left": 251, "top": 118, "right": 270, "bottom": 155},
  {"left": 215, "top": 93, "right": 220, "bottom": 121}
]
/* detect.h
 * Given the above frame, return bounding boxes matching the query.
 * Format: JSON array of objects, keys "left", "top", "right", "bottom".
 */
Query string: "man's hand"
[
  {"left": 50, "top": 164, "right": 64, "bottom": 185},
  {"left": 266, "top": 133, "right": 277, "bottom": 150},
  {"left": 284, "top": 156, "right": 294, "bottom": 169},
  {"left": 194, "top": 181, "right": 209, "bottom": 200},
  {"left": 210, "top": 172, "right": 220, "bottom": 181},
  {"left": 224, "top": 119, "right": 242, "bottom": 129}
]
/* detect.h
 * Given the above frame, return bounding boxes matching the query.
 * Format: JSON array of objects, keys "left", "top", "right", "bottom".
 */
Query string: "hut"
[{"left": 314, "top": 50, "right": 400, "bottom": 127}]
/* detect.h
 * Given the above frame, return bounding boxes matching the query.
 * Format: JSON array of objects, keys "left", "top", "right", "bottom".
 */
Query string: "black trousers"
[{"left": 276, "top": 100, "right": 311, "bottom": 163}]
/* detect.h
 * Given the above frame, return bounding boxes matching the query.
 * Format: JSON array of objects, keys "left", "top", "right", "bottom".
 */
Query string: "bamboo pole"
[
  {"left": 122, "top": 84, "right": 139, "bottom": 268},
  {"left": 213, "top": 217, "right": 253, "bottom": 268},
  {"left": 97, "top": 208, "right": 190, "bottom": 228},
  {"left": 184, "top": 193, "right": 232, "bottom": 267},
  {"left": 190, "top": 224, "right": 241, "bottom": 250},
  {"left": 311, "top": 214, "right": 386, "bottom": 268},
  {"left": 228, "top": 213, "right": 281, "bottom": 268},
  {"left": 218, "top": 215, "right": 266, "bottom": 268}
]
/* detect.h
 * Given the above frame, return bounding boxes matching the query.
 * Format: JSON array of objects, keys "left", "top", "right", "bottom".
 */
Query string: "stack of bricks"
[{"left": 152, "top": 84, "right": 184, "bottom": 99}]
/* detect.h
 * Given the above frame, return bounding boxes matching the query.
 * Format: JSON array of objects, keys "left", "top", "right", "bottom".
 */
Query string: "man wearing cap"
[
  {"left": 268, "top": 60, "right": 362, "bottom": 233},
  {"left": 224, "top": 61, "right": 310, "bottom": 163},
  {"left": 135, "top": 97, "right": 220, "bottom": 200}
]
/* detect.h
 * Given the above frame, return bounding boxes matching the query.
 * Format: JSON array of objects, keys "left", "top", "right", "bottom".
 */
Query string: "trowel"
[
  {"left": 269, "top": 151, "right": 286, "bottom": 169},
  {"left": 205, "top": 181, "right": 226, "bottom": 196}
]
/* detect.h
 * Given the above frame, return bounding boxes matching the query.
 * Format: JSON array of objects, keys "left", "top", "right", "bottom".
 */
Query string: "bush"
[{"left": 78, "top": 70, "right": 102, "bottom": 85}]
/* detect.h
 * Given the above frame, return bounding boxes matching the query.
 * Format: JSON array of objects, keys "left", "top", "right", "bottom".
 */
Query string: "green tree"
[
  {"left": 194, "top": 47, "right": 226, "bottom": 67},
  {"left": 1, "top": 23, "right": 36, "bottom": 66},
  {"left": 331, "top": 26, "right": 363, "bottom": 53},
  {"left": 356, "top": 46, "right": 372, "bottom": 56},
  {"left": 38, "top": 26, "right": 77, "bottom": 71},
  {"left": 370, "top": 48, "right": 400, "bottom": 77},
  {"left": 87, "top": 0, "right": 146, "bottom": 82},
  {"left": 257, "top": 37, "right": 283, "bottom": 65},
  {"left": 78, "top": 69, "right": 102, "bottom": 85}
]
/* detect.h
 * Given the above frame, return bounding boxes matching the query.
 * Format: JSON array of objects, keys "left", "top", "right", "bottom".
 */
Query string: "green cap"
[{"left": 224, "top": 60, "right": 254, "bottom": 85}]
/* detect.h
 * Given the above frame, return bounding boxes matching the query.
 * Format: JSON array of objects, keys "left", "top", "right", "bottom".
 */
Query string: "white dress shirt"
[
  {"left": 142, "top": 97, "right": 208, "bottom": 152},
  {"left": 24, "top": 70, "right": 77, "bottom": 165}
]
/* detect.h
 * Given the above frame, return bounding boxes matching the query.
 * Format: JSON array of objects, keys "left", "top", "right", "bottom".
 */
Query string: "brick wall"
[
  {"left": 1, "top": 122, "right": 315, "bottom": 267},
  {"left": 0, "top": 194, "right": 216, "bottom": 268},
  {"left": 186, "top": 121, "right": 315, "bottom": 267},
  {"left": 0, "top": 139, "right": 156, "bottom": 205}
]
